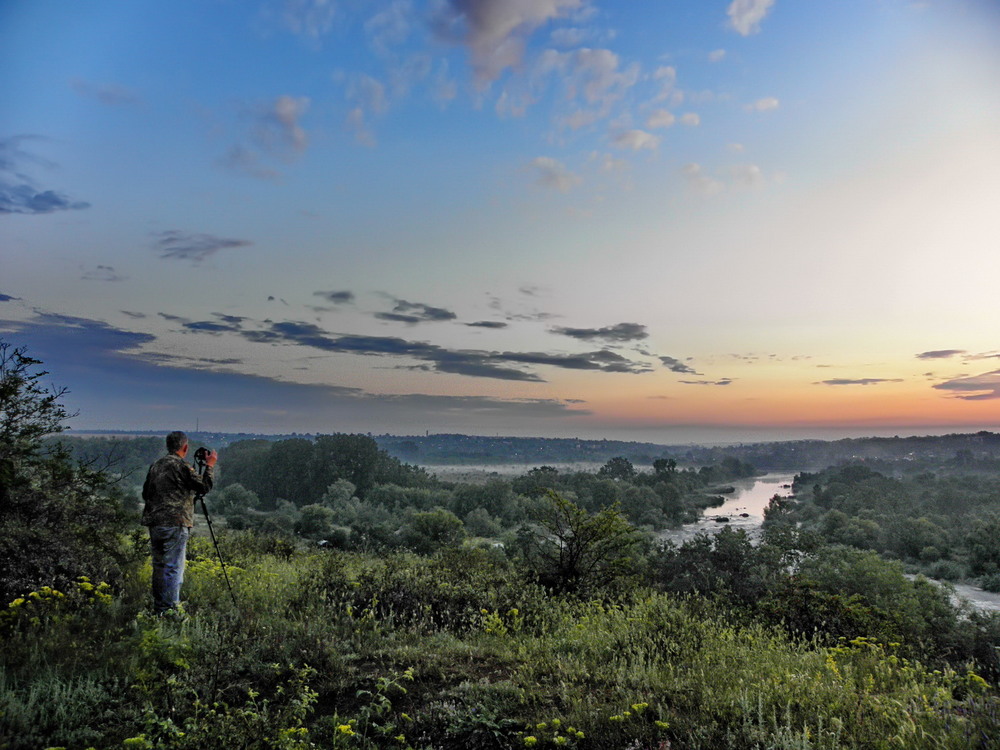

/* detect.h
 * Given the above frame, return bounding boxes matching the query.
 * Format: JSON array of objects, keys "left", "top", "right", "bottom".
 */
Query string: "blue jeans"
[{"left": 149, "top": 525, "right": 190, "bottom": 614}]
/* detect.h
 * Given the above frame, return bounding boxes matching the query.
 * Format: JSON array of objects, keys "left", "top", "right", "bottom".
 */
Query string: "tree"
[
  {"left": 0, "top": 340, "right": 140, "bottom": 600},
  {"left": 401, "top": 508, "right": 466, "bottom": 555},
  {"left": 512, "top": 465, "right": 560, "bottom": 498},
  {"left": 522, "top": 491, "right": 641, "bottom": 595},
  {"left": 598, "top": 456, "right": 636, "bottom": 481},
  {"left": 297, "top": 503, "right": 337, "bottom": 540},
  {"left": 652, "top": 458, "right": 677, "bottom": 477},
  {"left": 966, "top": 514, "right": 1000, "bottom": 576},
  {"left": 211, "top": 482, "right": 261, "bottom": 514},
  {"left": 0, "top": 341, "right": 71, "bottom": 476},
  {"left": 310, "top": 434, "right": 383, "bottom": 499}
]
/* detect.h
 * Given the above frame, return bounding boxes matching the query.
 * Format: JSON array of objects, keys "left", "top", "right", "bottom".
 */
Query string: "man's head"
[{"left": 166, "top": 431, "right": 189, "bottom": 456}]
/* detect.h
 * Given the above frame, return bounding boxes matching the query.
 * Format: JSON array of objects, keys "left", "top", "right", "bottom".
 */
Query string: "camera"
[{"left": 194, "top": 446, "right": 213, "bottom": 465}]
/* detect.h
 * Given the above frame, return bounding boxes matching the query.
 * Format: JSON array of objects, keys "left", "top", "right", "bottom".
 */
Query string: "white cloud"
[
  {"left": 746, "top": 96, "right": 780, "bottom": 112},
  {"left": 433, "top": 60, "right": 458, "bottom": 104},
  {"left": 349, "top": 74, "right": 388, "bottom": 114},
  {"left": 613, "top": 129, "right": 660, "bottom": 151},
  {"left": 558, "top": 109, "right": 602, "bottom": 130},
  {"left": 496, "top": 88, "right": 533, "bottom": 117},
  {"left": 731, "top": 163, "right": 764, "bottom": 187},
  {"left": 550, "top": 26, "right": 588, "bottom": 47},
  {"left": 589, "top": 151, "right": 628, "bottom": 173},
  {"left": 344, "top": 74, "right": 387, "bottom": 145},
  {"left": 536, "top": 46, "right": 640, "bottom": 129},
  {"left": 271, "top": 95, "right": 310, "bottom": 152},
  {"left": 650, "top": 65, "right": 677, "bottom": 103},
  {"left": 280, "top": 0, "right": 338, "bottom": 39},
  {"left": 728, "top": 142, "right": 745, "bottom": 152},
  {"left": 567, "top": 48, "right": 640, "bottom": 108},
  {"left": 433, "top": 0, "right": 582, "bottom": 86},
  {"left": 727, "top": 0, "right": 775, "bottom": 36},
  {"left": 528, "top": 157, "right": 582, "bottom": 192},
  {"left": 245, "top": 95, "right": 309, "bottom": 161},
  {"left": 679, "top": 112, "right": 701, "bottom": 126},
  {"left": 364, "top": 0, "right": 413, "bottom": 55},
  {"left": 708, "top": 49, "right": 727, "bottom": 63},
  {"left": 682, "top": 163, "right": 724, "bottom": 195},
  {"left": 346, "top": 108, "right": 375, "bottom": 147},
  {"left": 646, "top": 109, "right": 676, "bottom": 129}
]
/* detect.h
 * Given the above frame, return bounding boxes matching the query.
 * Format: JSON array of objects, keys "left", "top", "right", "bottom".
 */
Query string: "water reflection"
[{"left": 659, "top": 473, "right": 797, "bottom": 545}]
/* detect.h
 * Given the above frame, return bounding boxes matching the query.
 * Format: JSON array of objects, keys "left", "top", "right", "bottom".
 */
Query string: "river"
[
  {"left": 659, "top": 472, "right": 797, "bottom": 545},
  {"left": 660, "top": 472, "right": 1000, "bottom": 614}
]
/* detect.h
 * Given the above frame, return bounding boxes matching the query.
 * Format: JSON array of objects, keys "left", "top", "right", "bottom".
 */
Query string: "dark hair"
[{"left": 166, "top": 431, "right": 188, "bottom": 453}]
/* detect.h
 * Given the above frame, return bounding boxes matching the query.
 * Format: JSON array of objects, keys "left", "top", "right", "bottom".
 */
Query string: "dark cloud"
[
  {"left": 0, "top": 137, "right": 91, "bottom": 215},
  {"left": 0, "top": 185, "right": 91, "bottom": 214},
  {"left": 917, "top": 349, "right": 966, "bottom": 360},
  {"left": 0, "top": 294, "right": 20, "bottom": 302},
  {"left": 375, "top": 312, "right": 426, "bottom": 324},
  {"left": 659, "top": 355, "right": 699, "bottom": 375},
  {"left": 0, "top": 310, "right": 591, "bottom": 431},
  {"left": 466, "top": 321, "right": 508, "bottom": 329},
  {"left": 551, "top": 322, "right": 648, "bottom": 342},
  {"left": 430, "top": 352, "right": 544, "bottom": 381},
  {"left": 314, "top": 290, "right": 355, "bottom": 304},
  {"left": 375, "top": 298, "right": 457, "bottom": 324},
  {"left": 152, "top": 230, "right": 253, "bottom": 262},
  {"left": 158, "top": 312, "right": 188, "bottom": 323},
  {"left": 680, "top": 378, "right": 734, "bottom": 386},
  {"left": 506, "top": 310, "right": 559, "bottom": 322},
  {"left": 227, "top": 317, "right": 653, "bottom": 381},
  {"left": 0, "top": 312, "right": 155, "bottom": 364},
  {"left": 242, "top": 322, "right": 541, "bottom": 381},
  {"left": 183, "top": 321, "right": 238, "bottom": 334},
  {"left": 213, "top": 314, "right": 247, "bottom": 326},
  {"left": 933, "top": 370, "right": 1000, "bottom": 400},
  {"left": 80, "top": 265, "right": 126, "bottom": 282},
  {"left": 816, "top": 378, "right": 903, "bottom": 386}
]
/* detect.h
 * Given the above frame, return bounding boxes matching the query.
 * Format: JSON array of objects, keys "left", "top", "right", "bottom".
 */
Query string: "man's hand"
[{"left": 205, "top": 450, "right": 218, "bottom": 468}]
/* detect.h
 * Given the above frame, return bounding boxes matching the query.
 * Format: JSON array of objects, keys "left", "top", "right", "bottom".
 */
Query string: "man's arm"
[{"left": 184, "top": 450, "right": 217, "bottom": 494}]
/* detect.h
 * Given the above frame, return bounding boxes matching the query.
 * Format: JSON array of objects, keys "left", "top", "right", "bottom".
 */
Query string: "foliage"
[
  {"left": 0, "top": 340, "right": 142, "bottom": 603},
  {"left": 0, "top": 341, "right": 71, "bottom": 472},
  {"left": 519, "top": 491, "right": 641, "bottom": 595}
]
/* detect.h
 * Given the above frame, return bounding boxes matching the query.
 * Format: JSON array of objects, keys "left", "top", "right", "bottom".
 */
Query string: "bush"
[{"left": 980, "top": 573, "right": 1000, "bottom": 593}]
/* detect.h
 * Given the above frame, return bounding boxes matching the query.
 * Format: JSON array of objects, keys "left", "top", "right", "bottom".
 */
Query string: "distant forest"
[{"left": 73, "top": 428, "right": 1000, "bottom": 472}]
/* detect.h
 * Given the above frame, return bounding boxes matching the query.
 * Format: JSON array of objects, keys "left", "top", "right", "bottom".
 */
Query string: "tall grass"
[{"left": 1, "top": 533, "right": 997, "bottom": 749}]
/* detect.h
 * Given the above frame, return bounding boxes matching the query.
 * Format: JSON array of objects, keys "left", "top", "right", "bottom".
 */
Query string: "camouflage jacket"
[{"left": 141, "top": 453, "right": 214, "bottom": 527}]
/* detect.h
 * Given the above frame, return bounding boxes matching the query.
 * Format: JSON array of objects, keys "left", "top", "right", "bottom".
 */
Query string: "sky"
[{"left": 3, "top": 0, "right": 1000, "bottom": 443}]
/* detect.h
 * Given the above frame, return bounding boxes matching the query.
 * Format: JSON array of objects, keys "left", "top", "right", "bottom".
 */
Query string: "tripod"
[{"left": 195, "top": 450, "right": 238, "bottom": 608}]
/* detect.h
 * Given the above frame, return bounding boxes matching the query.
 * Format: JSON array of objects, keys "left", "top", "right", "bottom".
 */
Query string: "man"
[{"left": 141, "top": 430, "right": 217, "bottom": 616}]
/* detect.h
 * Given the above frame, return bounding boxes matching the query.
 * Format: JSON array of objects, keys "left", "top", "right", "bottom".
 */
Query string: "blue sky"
[{"left": 3, "top": 0, "right": 1000, "bottom": 440}]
